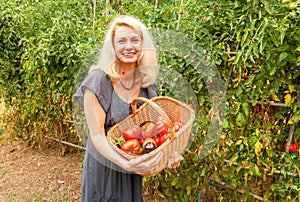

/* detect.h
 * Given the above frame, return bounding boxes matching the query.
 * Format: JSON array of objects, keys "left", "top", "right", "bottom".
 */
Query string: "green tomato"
[{"left": 286, "top": 2, "right": 298, "bottom": 9}]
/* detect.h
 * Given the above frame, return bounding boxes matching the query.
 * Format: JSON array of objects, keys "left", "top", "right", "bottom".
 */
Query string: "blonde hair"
[{"left": 90, "top": 15, "right": 159, "bottom": 87}]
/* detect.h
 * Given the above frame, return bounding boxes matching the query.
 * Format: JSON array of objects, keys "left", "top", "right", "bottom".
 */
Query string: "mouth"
[{"left": 122, "top": 52, "right": 136, "bottom": 57}]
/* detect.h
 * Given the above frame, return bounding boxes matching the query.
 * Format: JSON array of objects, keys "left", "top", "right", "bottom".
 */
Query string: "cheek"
[
  {"left": 114, "top": 43, "right": 123, "bottom": 52},
  {"left": 133, "top": 43, "right": 142, "bottom": 51}
]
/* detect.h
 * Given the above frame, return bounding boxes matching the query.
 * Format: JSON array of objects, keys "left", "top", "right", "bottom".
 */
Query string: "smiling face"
[{"left": 113, "top": 25, "right": 142, "bottom": 66}]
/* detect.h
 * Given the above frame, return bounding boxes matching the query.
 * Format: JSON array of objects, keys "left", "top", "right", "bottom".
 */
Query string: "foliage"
[
  {"left": 0, "top": 0, "right": 102, "bottom": 146},
  {"left": 1, "top": 0, "right": 300, "bottom": 201}
]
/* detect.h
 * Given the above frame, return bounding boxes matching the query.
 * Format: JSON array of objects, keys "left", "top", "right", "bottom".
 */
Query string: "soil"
[
  {"left": 0, "top": 139, "right": 83, "bottom": 202},
  {"left": 0, "top": 99, "right": 83, "bottom": 202}
]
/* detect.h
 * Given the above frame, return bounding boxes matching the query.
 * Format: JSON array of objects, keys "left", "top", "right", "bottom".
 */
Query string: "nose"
[{"left": 125, "top": 41, "right": 134, "bottom": 50}]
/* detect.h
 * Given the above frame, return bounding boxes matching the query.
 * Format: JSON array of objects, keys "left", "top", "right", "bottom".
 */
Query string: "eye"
[
  {"left": 117, "top": 40, "right": 125, "bottom": 45},
  {"left": 132, "top": 38, "right": 141, "bottom": 44},
  {"left": 116, "top": 38, "right": 126, "bottom": 45}
]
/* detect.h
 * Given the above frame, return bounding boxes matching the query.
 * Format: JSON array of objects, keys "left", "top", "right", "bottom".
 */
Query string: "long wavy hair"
[{"left": 89, "top": 15, "right": 159, "bottom": 87}]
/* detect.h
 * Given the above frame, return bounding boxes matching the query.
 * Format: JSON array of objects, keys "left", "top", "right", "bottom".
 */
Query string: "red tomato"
[
  {"left": 120, "top": 139, "right": 140, "bottom": 154},
  {"left": 138, "top": 138, "right": 145, "bottom": 144},
  {"left": 173, "top": 121, "right": 184, "bottom": 133},
  {"left": 153, "top": 132, "right": 169, "bottom": 146},
  {"left": 233, "top": 75, "right": 239, "bottom": 82},
  {"left": 156, "top": 122, "right": 169, "bottom": 136},
  {"left": 153, "top": 136, "right": 162, "bottom": 146},
  {"left": 294, "top": 142, "right": 300, "bottom": 149},
  {"left": 150, "top": 117, "right": 169, "bottom": 136},
  {"left": 140, "top": 121, "right": 155, "bottom": 139},
  {"left": 242, "top": 75, "right": 249, "bottom": 80},
  {"left": 160, "top": 133, "right": 169, "bottom": 144},
  {"left": 122, "top": 125, "right": 142, "bottom": 140},
  {"left": 284, "top": 143, "right": 297, "bottom": 153}
]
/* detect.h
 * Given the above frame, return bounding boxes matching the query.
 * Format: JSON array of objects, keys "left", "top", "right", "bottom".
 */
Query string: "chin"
[{"left": 120, "top": 58, "right": 139, "bottom": 64}]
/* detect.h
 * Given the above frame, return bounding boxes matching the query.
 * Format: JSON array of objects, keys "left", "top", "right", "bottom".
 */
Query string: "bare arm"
[{"left": 83, "top": 88, "right": 163, "bottom": 173}]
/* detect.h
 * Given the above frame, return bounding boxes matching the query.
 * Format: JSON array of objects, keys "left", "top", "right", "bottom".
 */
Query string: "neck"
[{"left": 119, "top": 62, "right": 137, "bottom": 75}]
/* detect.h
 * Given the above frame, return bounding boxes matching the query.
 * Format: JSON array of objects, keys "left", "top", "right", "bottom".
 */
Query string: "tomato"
[
  {"left": 289, "top": 144, "right": 297, "bottom": 153},
  {"left": 154, "top": 119, "right": 169, "bottom": 136},
  {"left": 242, "top": 75, "right": 249, "bottom": 80},
  {"left": 153, "top": 135, "right": 162, "bottom": 146},
  {"left": 122, "top": 125, "right": 142, "bottom": 140},
  {"left": 159, "top": 133, "right": 169, "bottom": 144},
  {"left": 173, "top": 121, "right": 184, "bottom": 133},
  {"left": 138, "top": 138, "right": 145, "bottom": 144},
  {"left": 294, "top": 142, "right": 300, "bottom": 149},
  {"left": 233, "top": 75, "right": 239, "bottom": 82},
  {"left": 286, "top": 2, "right": 298, "bottom": 10},
  {"left": 140, "top": 121, "right": 155, "bottom": 139},
  {"left": 284, "top": 143, "right": 297, "bottom": 153},
  {"left": 120, "top": 139, "right": 140, "bottom": 154}
]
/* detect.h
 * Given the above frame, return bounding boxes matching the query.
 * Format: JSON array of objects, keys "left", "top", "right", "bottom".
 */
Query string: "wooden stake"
[
  {"left": 92, "top": 0, "right": 97, "bottom": 39},
  {"left": 285, "top": 98, "right": 300, "bottom": 153},
  {"left": 106, "top": 0, "right": 110, "bottom": 24},
  {"left": 154, "top": 0, "right": 159, "bottom": 21},
  {"left": 177, "top": 0, "right": 184, "bottom": 30},
  {"left": 210, "top": 179, "right": 270, "bottom": 201}
]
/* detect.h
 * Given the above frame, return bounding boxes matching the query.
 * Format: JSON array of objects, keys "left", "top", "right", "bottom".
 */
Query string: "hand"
[
  {"left": 166, "top": 151, "right": 183, "bottom": 169},
  {"left": 123, "top": 152, "right": 164, "bottom": 174}
]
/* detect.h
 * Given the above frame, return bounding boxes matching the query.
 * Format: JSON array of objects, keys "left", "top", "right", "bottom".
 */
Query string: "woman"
[{"left": 75, "top": 15, "right": 183, "bottom": 202}]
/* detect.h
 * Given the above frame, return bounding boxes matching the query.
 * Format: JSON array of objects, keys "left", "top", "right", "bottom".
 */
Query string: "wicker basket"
[{"left": 107, "top": 96, "right": 195, "bottom": 176}]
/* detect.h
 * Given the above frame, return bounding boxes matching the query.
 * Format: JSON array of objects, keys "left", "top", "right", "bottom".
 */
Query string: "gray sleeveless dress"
[{"left": 74, "top": 69, "right": 158, "bottom": 202}]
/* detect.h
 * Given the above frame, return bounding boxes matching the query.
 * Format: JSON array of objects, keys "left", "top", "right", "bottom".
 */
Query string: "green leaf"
[
  {"left": 242, "top": 103, "right": 249, "bottom": 117},
  {"left": 284, "top": 93, "right": 292, "bottom": 106},
  {"left": 244, "top": 74, "right": 255, "bottom": 85},
  {"left": 270, "top": 66, "right": 277, "bottom": 76},
  {"left": 255, "top": 141, "right": 263, "bottom": 156},
  {"left": 171, "top": 177, "right": 178, "bottom": 186},
  {"left": 279, "top": 52, "right": 288, "bottom": 61},
  {"left": 229, "top": 154, "right": 238, "bottom": 166},
  {"left": 236, "top": 112, "right": 246, "bottom": 126}
]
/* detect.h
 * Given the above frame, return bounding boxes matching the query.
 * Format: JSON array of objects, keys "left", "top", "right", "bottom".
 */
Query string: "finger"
[
  {"left": 167, "top": 157, "right": 174, "bottom": 168},
  {"left": 175, "top": 154, "right": 183, "bottom": 162},
  {"left": 167, "top": 152, "right": 183, "bottom": 169},
  {"left": 166, "top": 153, "right": 176, "bottom": 168}
]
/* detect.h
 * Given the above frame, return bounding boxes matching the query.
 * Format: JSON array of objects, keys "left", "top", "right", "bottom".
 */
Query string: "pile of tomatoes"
[
  {"left": 284, "top": 142, "right": 300, "bottom": 153},
  {"left": 114, "top": 117, "right": 183, "bottom": 155}
]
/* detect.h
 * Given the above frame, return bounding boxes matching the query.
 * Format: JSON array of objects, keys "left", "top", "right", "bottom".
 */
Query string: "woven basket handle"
[{"left": 131, "top": 97, "right": 176, "bottom": 138}]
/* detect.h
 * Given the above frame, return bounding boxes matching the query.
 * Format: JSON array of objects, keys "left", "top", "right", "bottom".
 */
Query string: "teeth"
[{"left": 123, "top": 53, "right": 135, "bottom": 56}]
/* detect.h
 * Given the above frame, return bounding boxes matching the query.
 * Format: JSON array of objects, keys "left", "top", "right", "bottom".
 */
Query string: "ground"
[
  {"left": 0, "top": 99, "right": 82, "bottom": 202},
  {"left": 0, "top": 139, "right": 83, "bottom": 202}
]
